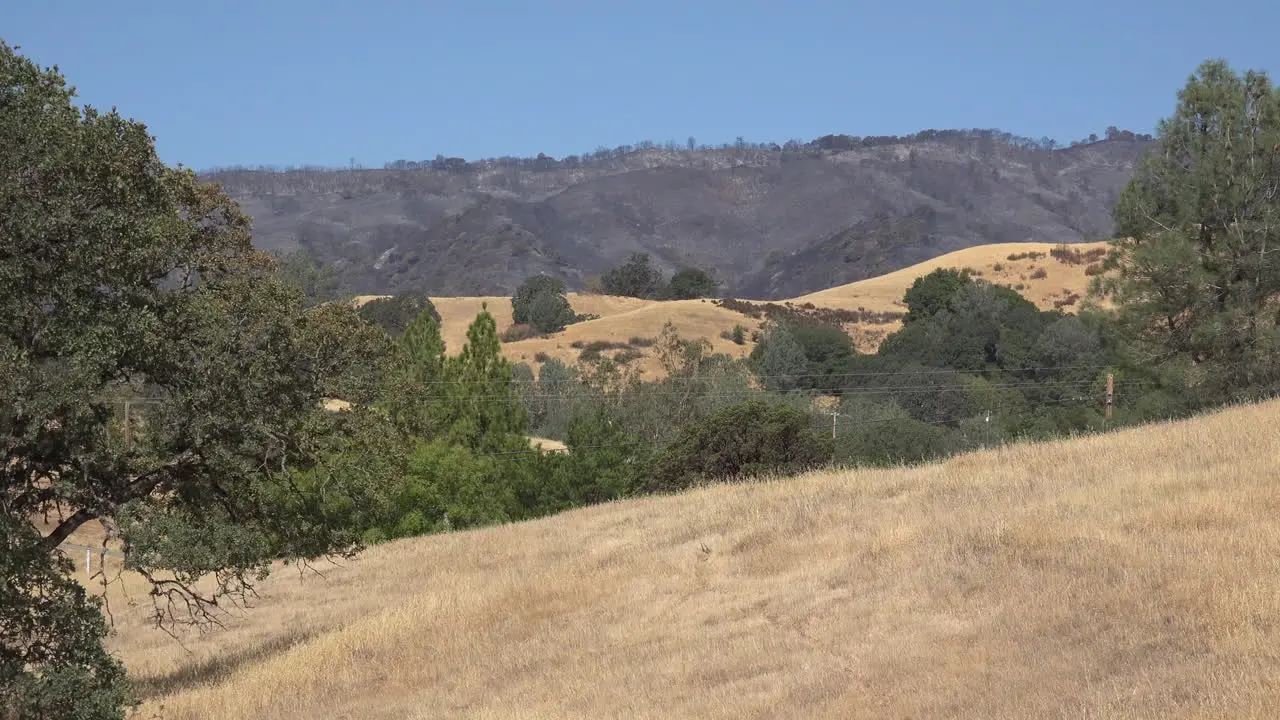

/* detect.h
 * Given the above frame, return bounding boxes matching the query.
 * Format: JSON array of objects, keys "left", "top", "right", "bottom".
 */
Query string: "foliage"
[
  {"left": 0, "top": 40, "right": 393, "bottom": 718},
  {"left": 0, "top": 518, "right": 130, "bottom": 719},
  {"left": 647, "top": 400, "right": 832, "bottom": 492},
  {"left": 384, "top": 308, "right": 449, "bottom": 437},
  {"left": 437, "top": 308, "right": 530, "bottom": 453},
  {"left": 902, "top": 268, "right": 973, "bottom": 324},
  {"left": 601, "top": 252, "right": 665, "bottom": 299},
  {"left": 749, "top": 323, "right": 809, "bottom": 393},
  {"left": 749, "top": 320, "right": 858, "bottom": 394},
  {"left": 511, "top": 275, "right": 580, "bottom": 334},
  {"left": 274, "top": 248, "right": 342, "bottom": 307},
  {"left": 358, "top": 291, "right": 440, "bottom": 338},
  {"left": 1097, "top": 59, "right": 1280, "bottom": 405},
  {"left": 662, "top": 267, "right": 719, "bottom": 299}
]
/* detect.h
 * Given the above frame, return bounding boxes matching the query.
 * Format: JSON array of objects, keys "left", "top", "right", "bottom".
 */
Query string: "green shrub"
[
  {"left": 601, "top": 252, "right": 665, "bottom": 299},
  {"left": 646, "top": 400, "right": 832, "bottom": 492},
  {"left": 359, "top": 291, "right": 440, "bottom": 338},
  {"left": 500, "top": 323, "right": 540, "bottom": 342},
  {"left": 511, "top": 274, "right": 580, "bottom": 333},
  {"left": 662, "top": 267, "right": 718, "bottom": 299}
]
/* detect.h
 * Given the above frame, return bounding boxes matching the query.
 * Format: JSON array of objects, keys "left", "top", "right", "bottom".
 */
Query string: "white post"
[{"left": 85, "top": 548, "right": 91, "bottom": 579}]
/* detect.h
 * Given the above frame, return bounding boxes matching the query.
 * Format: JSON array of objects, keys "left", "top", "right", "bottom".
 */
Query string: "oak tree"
[{"left": 1, "top": 42, "right": 392, "bottom": 718}]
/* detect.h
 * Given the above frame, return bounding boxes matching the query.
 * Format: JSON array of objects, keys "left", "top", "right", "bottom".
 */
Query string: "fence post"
[
  {"left": 85, "top": 548, "right": 91, "bottom": 580},
  {"left": 1105, "top": 374, "right": 1114, "bottom": 423}
]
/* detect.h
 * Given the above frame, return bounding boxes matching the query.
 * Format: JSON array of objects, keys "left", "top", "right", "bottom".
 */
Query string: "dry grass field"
[
  {"left": 793, "top": 241, "right": 1112, "bottom": 350},
  {"left": 353, "top": 240, "right": 1113, "bottom": 372},
  {"left": 92, "top": 397, "right": 1280, "bottom": 719}
]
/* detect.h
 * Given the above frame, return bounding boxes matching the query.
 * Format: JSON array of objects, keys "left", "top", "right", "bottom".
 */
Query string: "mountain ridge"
[{"left": 202, "top": 128, "right": 1153, "bottom": 299}]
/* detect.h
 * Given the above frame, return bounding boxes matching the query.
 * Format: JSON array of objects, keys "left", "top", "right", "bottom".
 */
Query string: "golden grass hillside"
[
  {"left": 102, "top": 398, "right": 1280, "bottom": 719},
  {"left": 794, "top": 240, "right": 1112, "bottom": 350},
  {"left": 357, "top": 240, "right": 1111, "bottom": 372}
]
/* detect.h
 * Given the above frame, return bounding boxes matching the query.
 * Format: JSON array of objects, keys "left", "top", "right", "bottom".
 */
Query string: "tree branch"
[
  {"left": 34, "top": 507, "right": 98, "bottom": 554},
  {"left": 33, "top": 451, "right": 198, "bottom": 555}
]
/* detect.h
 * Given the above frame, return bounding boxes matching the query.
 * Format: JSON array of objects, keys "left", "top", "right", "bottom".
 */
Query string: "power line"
[
  {"left": 93, "top": 363, "right": 1125, "bottom": 396},
  {"left": 101, "top": 378, "right": 1150, "bottom": 406}
]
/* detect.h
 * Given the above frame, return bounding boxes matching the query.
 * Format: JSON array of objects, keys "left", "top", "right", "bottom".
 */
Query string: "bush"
[
  {"left": 732, "top": 325, "right": 746, "bottom": 344},
  {"left": 358, "top": 291, "right": 440, "bottom": 338},
  {"left": 1084, "top": 262, "right": 1105, "bottom": 276},
  {"left": 500, "top": 323, "right": 540, "bottom": 342},
  {"left": 646, "top": 400, "right": 832, "bottom": 492},
  {"left": 1030, "top": 267, "right": 1048, "bottom": 279},
  {"left": 903, "top": 268, "right": 973, "bottom": 324},
  {"left": 512, "top": 274, "right": 580, "bottom": 333},
  {"left": 662, "top": 267, "right": 718, "bottom": 299},
  {"left": 533, "top": 351, "right": 550, "bottom": 363},
  {"left": 614, "top": 347, "right": 644, "bottom": 364},
  {"left": 628, "top": 336, "right": 656, "bottom": 347},
  {"left": 836, "top": 416, "right": 957, "bottom": 467},
  {"left": 601, "top": 252, "right": 665, "bottom": 299},
  {"left": 528, "top": 291, "right": 578, "bottom": 334}
]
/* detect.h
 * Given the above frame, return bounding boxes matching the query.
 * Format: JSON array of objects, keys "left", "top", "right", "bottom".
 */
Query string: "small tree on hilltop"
[
  {"left": 601, "top": 252, "right": 666, "bottom": 299},
  {"left": 511, "top": 274, "right": 578, "bottom": 334},
  {"left": 663, "top": 267, "right": 719, "bottom": 299},
  {"left": 359, "top": 291, "right": 441, "bottom": 338}
]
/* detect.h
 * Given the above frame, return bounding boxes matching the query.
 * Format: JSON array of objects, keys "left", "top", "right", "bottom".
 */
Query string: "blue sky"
[{"left": 7, "top": 0, "right": 1279, "bottom": 171}]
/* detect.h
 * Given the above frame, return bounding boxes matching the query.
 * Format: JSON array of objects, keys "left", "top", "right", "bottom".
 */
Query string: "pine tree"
[
  {"left": 1096, "top": 59, "right": 1280, "bottom": 404},
  {"left": 386, "top": 308, "right": 448, "bottom": 437},
  {"left": 440, "top": 306, "right": 529, "bottom": 452}
]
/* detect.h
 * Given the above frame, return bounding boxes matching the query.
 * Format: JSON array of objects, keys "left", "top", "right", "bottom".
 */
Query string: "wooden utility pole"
[{"left": 1105, "top": 374, "right": 1114, "bottom": 423}]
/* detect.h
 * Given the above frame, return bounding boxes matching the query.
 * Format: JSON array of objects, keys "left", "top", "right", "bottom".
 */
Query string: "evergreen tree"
[
  {"left": 1097, "top": 59, "right": 1280, "bottom": 404},
  {"left": 440, "top": 307, "right": 529, "bottom": 453},
  {"left": 386, "top": 308, "right": 448, "bottom": 437}
]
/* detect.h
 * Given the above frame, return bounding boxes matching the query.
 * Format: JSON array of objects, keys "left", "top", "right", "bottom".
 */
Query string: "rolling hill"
[
  {"left": 94, "top": 395, "right": 1280, "bottom": 719},
  {"left": 357, "top": 239, "right": 1113, "bottom": 375},
  {"left": 208, "top": 130, "right": 1150, "bottom": 299}
]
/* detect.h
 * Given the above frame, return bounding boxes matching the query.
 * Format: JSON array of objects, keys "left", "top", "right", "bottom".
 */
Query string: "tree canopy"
[
  {"left": 1097, "top": 59, "right": 1280, "bottom": 404},
  {"left": 1, "top": 41, "right": 392, "bottom": 717},
  {"left": 511, "top": 275, "right": 579, "bottom": 334}
]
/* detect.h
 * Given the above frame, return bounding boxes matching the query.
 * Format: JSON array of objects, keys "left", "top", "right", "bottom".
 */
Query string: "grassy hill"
[
  {"left": 356, "top": 239, "right": 1113, "bottom": 375},
  {"left": 93, "top": 396, "right": 1280, "bottom": 718}
]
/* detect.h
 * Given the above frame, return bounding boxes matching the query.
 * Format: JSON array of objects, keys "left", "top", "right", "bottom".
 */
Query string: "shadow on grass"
[{"left": 129, "top": 626, "right": 322, "bottom": 702}]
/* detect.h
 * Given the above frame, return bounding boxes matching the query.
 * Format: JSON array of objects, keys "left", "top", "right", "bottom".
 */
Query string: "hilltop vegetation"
[
  {"left": 206, "top": 127, "right": 1151, "bottom": 299},
  {"left": 4, "top": 35, "right": 1280, "bottom": 720}
]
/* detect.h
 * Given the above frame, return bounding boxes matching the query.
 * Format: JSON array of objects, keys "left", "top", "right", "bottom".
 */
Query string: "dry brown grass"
[
  {"left": 792, "top": 241, "right": 1112, "bottom": 350},
  {"left": 350, "top": 242, "right": 1113, "bottom": 370},
  {"left": 99, "top": 399, "right": 1280, "bottom": 719}
]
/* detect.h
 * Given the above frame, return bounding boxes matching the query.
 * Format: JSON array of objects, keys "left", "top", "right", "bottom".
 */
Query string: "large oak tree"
[{"left": 1, "top": 41, "right": 394, "bottom": 718}]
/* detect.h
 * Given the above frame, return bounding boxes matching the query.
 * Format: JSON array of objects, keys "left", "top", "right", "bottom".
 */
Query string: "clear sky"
[{"left": 7, "top": 0, "right": 1279, "bottom": 171}]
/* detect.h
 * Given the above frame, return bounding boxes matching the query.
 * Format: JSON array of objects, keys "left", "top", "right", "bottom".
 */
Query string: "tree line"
[
  {"left": 2, "top": 38, "right": 1276, "bottom": 719},
  {"left": 203, "top": 126, "right": 1153, "bottom": 179}
]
